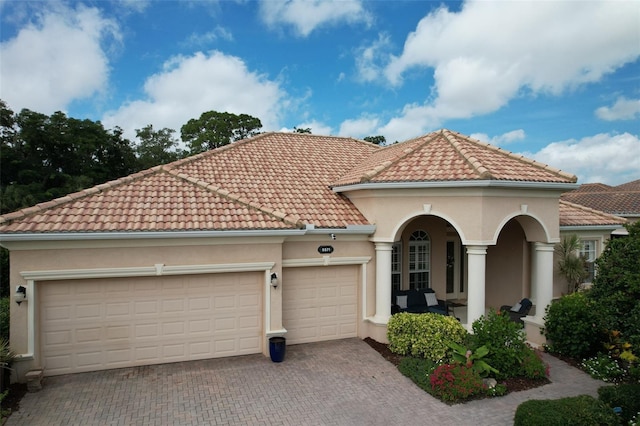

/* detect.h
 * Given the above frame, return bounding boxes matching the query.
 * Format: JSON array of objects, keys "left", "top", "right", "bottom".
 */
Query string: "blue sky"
[{"left": 1, "top": 0, "right": 639, "bottom": 185}]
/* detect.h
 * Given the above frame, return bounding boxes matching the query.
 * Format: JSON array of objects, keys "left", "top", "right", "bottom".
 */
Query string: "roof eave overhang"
[
  {"left": 560, "top": 224, "right": 626, "bottom": 232},
  {"left": 0, "top": 229, "right": 307, "bottom": 243},
  {"left": 332, "top": 180, "right": 579, "bottom": 193},
  {"left": 0, "top": 224, "right": 377, "bottom": 244}
]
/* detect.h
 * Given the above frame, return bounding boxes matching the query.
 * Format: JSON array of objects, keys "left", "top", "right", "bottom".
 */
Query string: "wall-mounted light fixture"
[
  {"left": 270, "top": 273, "right": 278, "bottom": 289},
  {"left": 330, "top": 233, "right": 336, "bottom": 240},
  {"left": 15, "top": 285, "right": 27, "bottom": 305}
]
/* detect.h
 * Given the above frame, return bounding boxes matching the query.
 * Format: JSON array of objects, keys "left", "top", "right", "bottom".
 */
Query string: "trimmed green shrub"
[
  {"left": 514, "top": 395, "right": 619, "bottom": 426},
  {"left": 470, "top": 309, "right": 535, "bottom": 380},
  {"left": 519, "top": 347, "right": 548, "bottom": 379},
  {"left": 543, "top": 291, "right": 602, "bottom": 359},
  {"left": 589, "top": 221, "right": 640, "bottom": 354},
  {"left": 387, "top": 312, "right": 467, "bottom": 363},
  {"left": 598, "top": 384, "right": 640, "bottom": 424},
  {"left": 429, "top": 363, "right": 485, "bottom": 403},
  {"left": 0, "top": 297, "right": 8, "bottom": 341},
  {"left": 397, "top": 357, "right": 437, "bottom": 392}
]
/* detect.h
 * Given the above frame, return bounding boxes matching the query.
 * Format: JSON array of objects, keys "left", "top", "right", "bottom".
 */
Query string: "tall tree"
[
  {"left": 0, "top": 102, "right": 138, "bottom": 214},
  {"left": 135, "top": 125, "right": 185, "bottom": 169},
  {"left": 294, "top": 127, "right": 312, "bottom": 134},
  {"left": 181, "top": 111, "right": 262, "bottom": 154}
]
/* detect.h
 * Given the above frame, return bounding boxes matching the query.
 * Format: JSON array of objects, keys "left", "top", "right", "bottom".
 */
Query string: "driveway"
[{"left": 6, "top": 338, "right": 604, "bottom": 426}]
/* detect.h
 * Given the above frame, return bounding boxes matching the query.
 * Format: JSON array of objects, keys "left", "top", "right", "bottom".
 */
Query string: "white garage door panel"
[
  {"left": 283, "top": 266, "right": 358, "bottom": 345},
  {"left": 40, "top": 272, "right": 262, "bottom": 376}
]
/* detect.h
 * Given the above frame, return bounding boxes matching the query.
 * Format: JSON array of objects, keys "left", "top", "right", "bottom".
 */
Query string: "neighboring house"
[
  {"left": 0, "top": 129, "right": 623, "bottom": 382},
  {"left": 556, "top": 200, "right": 627, "bottom": 292},
  {"left": 554, "top": 180, "right": 638, "bottom": 291}
]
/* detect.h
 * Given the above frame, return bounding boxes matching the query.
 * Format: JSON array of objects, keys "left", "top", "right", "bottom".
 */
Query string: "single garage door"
[
  {"left": 39, "top": 272, "right": 262, "bottom": 376},
  {"left": 282, "top": 265, "right": 358, "bottom": 344}
]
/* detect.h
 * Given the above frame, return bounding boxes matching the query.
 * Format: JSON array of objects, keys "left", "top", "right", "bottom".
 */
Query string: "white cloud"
[
  {"left": 259, "top": 0, "right": 371, "bottom": 37},
  {"left": 524, "top": 132, "right": 640, "bottom": 185},
  {"left": 102, "top": 51, "right": 288, "bottom": 141},
  {"left": 378, "top": 0, "right": 640, "bottom": 140},
  {"left": 596, "top": 97, "right": 640, "bottom": 121},
  {"left": 117, "top": 0, "right": 150, "bottom": 13},
  {"left": 0, "top": 4, "right": 120, "bottom": 114},
  {"left": 184, "top": 26, "right": 233, "bottom": 47},
  {"left": 355, "top": 33, "right": 391, "bottom": 83},
  {"left": 470, "top": 129, "right": 526, "bottom": 147},
  {"left": 338, "top": 116, "right": 379, "bottom": 138}
]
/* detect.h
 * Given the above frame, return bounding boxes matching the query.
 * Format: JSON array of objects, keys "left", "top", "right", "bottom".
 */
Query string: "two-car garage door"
[
  {"left": 282, "top": 266, "right": 358, "bottom": 344},
  {"left": 39, "top": 272, "right": 262, "bottom": 376}
]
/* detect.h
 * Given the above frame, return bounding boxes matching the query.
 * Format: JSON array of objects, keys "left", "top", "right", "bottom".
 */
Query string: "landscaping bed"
[{"left": 364, "top": 337, "right": 549, "bottom": 394}]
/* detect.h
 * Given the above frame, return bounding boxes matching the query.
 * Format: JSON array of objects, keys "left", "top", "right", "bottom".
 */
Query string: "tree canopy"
[
  {"left": 364, "top": 135, "right": 386, "bottom": 145},
  {"left": 1, "top": 101, "right": 138, "bottom": 214},
  {"left": 135, "top": 125, "right": 186, "bottom": 169},
  {"left": 181, "top": 111, "right": 262, "bottom": 154}
]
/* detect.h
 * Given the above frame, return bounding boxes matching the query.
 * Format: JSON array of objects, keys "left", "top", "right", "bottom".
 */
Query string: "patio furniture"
[
  {"left": 500, "top": 298, "right": 533, "bottom": 324},
  {"left": 392, "top": 288, "right": 449, "bottom": 316}
]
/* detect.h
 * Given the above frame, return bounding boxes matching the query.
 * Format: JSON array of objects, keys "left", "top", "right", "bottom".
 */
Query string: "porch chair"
[{"left": 499, "top": 298, "right": 532, "bottom": 325}]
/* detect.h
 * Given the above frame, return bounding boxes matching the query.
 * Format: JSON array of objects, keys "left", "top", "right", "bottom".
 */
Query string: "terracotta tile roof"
[
  {"left": 0, "top": 169, "right": 300, "bottom": 233},
  {"left": 0, "top": 133, "right": 378, "bottom": 233},
  {"left": 332, "top": 129, "right": 577, "bottom": 186},
  {"left": 559, "top": 200, "right": 627, "bottom": 227},
  {"left": 561, "top": 179, "right": 640, "bottom": 216},
  {"left": 0, "top": 130, "right": 585, "bottom": 235}
]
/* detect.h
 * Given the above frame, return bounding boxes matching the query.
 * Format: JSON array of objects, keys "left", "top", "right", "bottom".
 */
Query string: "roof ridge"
[
  {"left": 355, "top": 133, "right": 437, "bottom": 183},
  {"left": 559, "top": 199, "right": 627, "bottom": 223},
  {"left": 441, "top": 129, "right": 493, "bottom": 179},
  {"left": 442, "top": 129, "right": 578, "bottom": 183},
  {"left": 163, "top": 168, "right": 305, "bottom": 229},
  {"left": 0, "top": 167, "right": 162, "bottom": 226}
]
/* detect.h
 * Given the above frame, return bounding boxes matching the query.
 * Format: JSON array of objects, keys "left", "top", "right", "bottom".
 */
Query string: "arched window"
[{"left": 409, "top": 230, "right": 430, "bottom": 289}]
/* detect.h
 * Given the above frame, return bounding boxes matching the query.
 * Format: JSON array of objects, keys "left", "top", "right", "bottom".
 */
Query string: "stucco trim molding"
[
  {"left": 21, "top": 262, "right": 276, "bottom": 281},
  {"left": 282, "top": 256, "right": 371, "bottom": 268}
]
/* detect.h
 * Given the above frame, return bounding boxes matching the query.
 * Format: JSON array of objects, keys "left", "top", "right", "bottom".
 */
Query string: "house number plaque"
[{"left": 317, "top": 246, "right": 334, "bottom": 254}]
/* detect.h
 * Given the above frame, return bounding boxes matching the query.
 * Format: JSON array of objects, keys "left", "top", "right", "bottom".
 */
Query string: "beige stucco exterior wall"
[{"left": 342, "top": 187, "right": 561, "bottom": 245}]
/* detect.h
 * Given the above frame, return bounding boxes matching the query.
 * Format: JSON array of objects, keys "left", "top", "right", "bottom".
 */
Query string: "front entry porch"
[{"left": 371, "top": 213, "right": 555, "bottom": 344}]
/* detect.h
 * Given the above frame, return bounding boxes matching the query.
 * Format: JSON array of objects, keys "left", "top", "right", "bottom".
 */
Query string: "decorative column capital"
[
  {"left": 374, "top": 242, "right": 394, "bottom": 252},
  {"left": 466, "top": 245, "right": 488, "bottom": 256},
  {"left": 534, "top": 242, "right": 555, "bottom": 252}
]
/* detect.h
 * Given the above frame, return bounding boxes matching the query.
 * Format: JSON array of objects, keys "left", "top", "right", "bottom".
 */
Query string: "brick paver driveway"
[{"left": 7, "top": 338, "right": 604, "bottom": 426}]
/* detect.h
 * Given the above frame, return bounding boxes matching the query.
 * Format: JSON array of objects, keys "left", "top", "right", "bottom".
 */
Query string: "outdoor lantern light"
[
  {"left": 270, "top": 273, "right": 278, "bottom": 288},
  {"left": 15, "top": 285, "right": 27, "bottom": 305}
]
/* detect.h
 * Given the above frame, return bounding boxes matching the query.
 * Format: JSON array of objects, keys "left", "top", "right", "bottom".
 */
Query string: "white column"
[
  {"left": 466, "top": 245, "right": 487, "bottom": 328},
  {"left": 373, "top": 242, "right": 393, "bottom": 324},
  {"left": 533, "top": 242, "right": 555, "bottom": 321}
]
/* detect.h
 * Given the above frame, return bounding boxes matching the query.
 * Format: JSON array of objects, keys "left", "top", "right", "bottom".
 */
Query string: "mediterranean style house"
[{"left": 0, "top": 130, "right": 626, "bottom": 381}]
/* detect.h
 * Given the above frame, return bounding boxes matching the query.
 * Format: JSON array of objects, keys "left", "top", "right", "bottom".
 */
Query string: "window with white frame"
[
  {"left": 392, "top": 242, "right": 402, "bottom": 292},
  {"left": 580, "top": 239, "right": 597, "bottom": 283},
  {"left": 409, "top": 230, "right": 430, "bottom": 289}
]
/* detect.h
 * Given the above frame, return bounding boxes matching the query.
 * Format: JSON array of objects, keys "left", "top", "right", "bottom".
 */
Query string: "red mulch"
[{"left": 363, "top": 337, "right": 550, "bottom": 393}]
